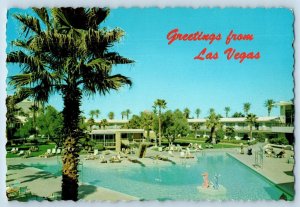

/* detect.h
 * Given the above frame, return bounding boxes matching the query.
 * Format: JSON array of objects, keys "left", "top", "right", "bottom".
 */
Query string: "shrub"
[
  {"left": 269, "top": 134, "right": 289, "bottom": 145},
  {"left": 253, "top": 133, "right": 267, "bottom": 142},
  {"left": 95, "top": 143, "right": 104, "bottom": 151}
]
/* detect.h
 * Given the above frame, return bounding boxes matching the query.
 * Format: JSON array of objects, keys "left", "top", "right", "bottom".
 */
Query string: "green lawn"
[{"left": 6, "top": 143, "right": 56, "bottom": 158}]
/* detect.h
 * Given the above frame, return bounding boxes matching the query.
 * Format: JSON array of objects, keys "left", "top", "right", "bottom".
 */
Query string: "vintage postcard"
[{"left": 5, "top": 7, "right": 294, "bottom": 202}]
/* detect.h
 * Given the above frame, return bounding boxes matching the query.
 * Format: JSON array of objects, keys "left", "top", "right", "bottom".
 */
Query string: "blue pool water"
[{"left": 28, "top": 153, "right": 286, "bottom": 200}]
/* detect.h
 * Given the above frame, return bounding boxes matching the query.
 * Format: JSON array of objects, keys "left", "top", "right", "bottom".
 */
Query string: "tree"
[
  {"left": 29, "top": 104, "right": 39, "bottom": 139},
  {"left": 209, "top": 108, "right": 215, "bottom": 114},
  {"left": 37, "top": 105, "right": 63, "bottom": 145},
  {"left": 100, "top": 119, "right": 108, "bottom": 129},
  {"left": 243, "top": 102, "right": 251, "bottom": 115},
  {"left": 7, "top": 8, "right": 134, "bottom": 201},
  {"left": 195, "top": 108, "right": 201, "bottom": 119},
  {"left": 87, "top": 118, "right": 95, "bottom": 131},
  {"left": 108, "top": 111, "right": 114, "bottom": 120},
  {"left": 224, "top": 106, "right": 230, "bottom": 118},
  {"left": 125, "top": 109, "right": 131, "bottom": 119},
  {"left": 246, "top": 113, "right": 258, "bottom": 140},
  {"left": 264, "top": 99, "right": 276, "bottom": 116},
  {"left": 94, "top": 109, "right": 100, "bottom": 119},
  {"left": 6, "top": 95, "right": 23, "bottom": 140},
  {"left": 205, "top": 111, "right": 222, "bottom": 144},
  {"left": 225, "top": 126, "right": 235, "bottom": 140},
  {"left": 153, "top": 99, "right": 167, "bottom": 146},
  {"left": 140, "top": 111, "right": 154, "bottom": 140},
  {"left": 121, "top": 111, "right": 126, "bottom": 120},
  {"left": 89, "top": 109, "right": 100, "bottom": 119},
  {"left": 192, "top": 122, "right": 201, "bottom": 138},
  {"left": 183, "top": 107, "right": 190, "bottom": 119},
  {"left": 232, "top": 112, "right": 245, "bottom": 118}
]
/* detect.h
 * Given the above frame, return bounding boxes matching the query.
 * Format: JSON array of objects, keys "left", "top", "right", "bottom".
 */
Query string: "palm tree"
[
  {"left": 153, "top": 99, "right": 167, "bottom": 146},
  {"left": 108, "top": 111, "right": 114, "bottom": 120},
  {"left": 205, "top": 111, "right": 222, "bottom": 144},
  {"left": 183, "top": 107, "right": 190, "bottom": 119},
  {"left": 192, "top": 122, "right": 201, "bottom": 138},
  {"left": 195, "top": 108, "right": 201, "bottom": 119},
  {"left": 121, "top": 111, "right": 126, "bottom": 120},
  {"left": 7, "top": 8, "right": 134, "bottom": 201},
  {"left": 243, "top": 102, "right": 251, "bottom": 115},
  {"left": 209, "top": 108, "right": 215, "bottom": 114},
  {"left": 89, "top": 110, "right": 96, "bottom": 119},
  {"left": 264, "top": 99, "right": 276, "bottom": 116},
  {"left": 29, "top": 103, "right": 39, "bottom": 139},
  {"left": 94, "top": 109, "right": 100, "bottom": 119},
  {"left": 224, "top": 106, "right": 230, "bottom": 118},
  {"left": 87, "top": 118, "right": 95, "bottom": 131},
  {"left": 100, "top": 119, "right": 108, "bottom": 129},
  {"left": 246, "top": 113, "right": 258, "bottom": 140},
  {"left": 125, "top": 109, "right": 131, "bottom": 119}
]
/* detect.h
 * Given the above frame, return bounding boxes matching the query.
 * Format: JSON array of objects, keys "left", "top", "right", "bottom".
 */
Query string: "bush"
[
  {"left": 269, "top": 134, "right": 289, "bottom": 145},
  {"left": 95, "top": 143, "right": 104, "bottom": 151},
  {"left": 253, "top": 133, "right": 267, "bottom": 142}
]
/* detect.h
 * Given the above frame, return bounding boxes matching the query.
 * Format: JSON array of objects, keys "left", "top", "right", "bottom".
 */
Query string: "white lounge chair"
[
  {"left": 56, "top": 148, "right": 61, "bottom": 154},
  {"left": 18, "top": 150, "right": 24, "bottom": 156},
  {"left": 168, "top": 150, "right": 174, "bottom": 157},
  {"left": 52, "top": 148, "right": 56, "bottom": 154},
  {"left": 180, "top": 151, "right": 186, "bottom": 158}
]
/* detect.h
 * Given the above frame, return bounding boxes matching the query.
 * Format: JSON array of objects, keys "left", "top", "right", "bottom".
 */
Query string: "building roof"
[
  {"left": 274, "top": 101, "right": 293, "bottom": 106},
  {"left": 188, "top": 116, "right": 280, "bottom": 123},
  {"left": 91, "top": 129, "right": 144, "bottom": 135}
]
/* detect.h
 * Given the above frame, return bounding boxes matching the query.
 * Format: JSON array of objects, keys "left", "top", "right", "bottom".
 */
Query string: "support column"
[{"left": 115, "top": 132, "right": 121, "bottom": 152}]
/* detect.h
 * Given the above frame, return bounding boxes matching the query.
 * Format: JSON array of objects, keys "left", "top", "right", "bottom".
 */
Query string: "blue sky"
[{"left": 6, "top": 8, "right": 294, "bottom": 119}]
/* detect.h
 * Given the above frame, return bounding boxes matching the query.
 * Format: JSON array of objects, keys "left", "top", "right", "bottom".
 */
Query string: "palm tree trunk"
[
  {"left": 61, "top": 87, "right": 82, "bottom": 201},
  {"left": 158, "top": 115, "right": 161, "bottom": 146},
  {"left": 249, "top": 125, "right": 253, "bottom": 140}
]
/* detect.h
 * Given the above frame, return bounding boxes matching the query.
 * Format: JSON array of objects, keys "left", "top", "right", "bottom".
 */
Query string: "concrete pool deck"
[{"left": 6, "top": 144, "right": 295, "bottom": 201}]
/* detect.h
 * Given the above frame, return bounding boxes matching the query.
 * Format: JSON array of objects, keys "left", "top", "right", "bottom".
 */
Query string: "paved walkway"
[
  {"left": 6, "top": 158, "right": 139, "bottom": 201},
  {"left": 227, "top": 143, "right": 294, "bottom": 197}
]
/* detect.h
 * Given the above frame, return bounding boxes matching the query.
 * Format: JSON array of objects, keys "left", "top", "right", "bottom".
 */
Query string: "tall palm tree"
[
  {"left": 246, "top": 113, "right": 258, "bottom": 140},
  {"left": 195, "top": 108, "right": 201, "bottom": 119},
  {"left": 209, "top": 108, "right": 215, "bottom": 115},
  {"left": 264, "top": 99, "right": 276, "bottom": 116},
  {"left": 153, "top": 99, "right": 167, "bottom": 146},
  {"left": 7, "top": 8, "right": 134, "bottom": 201},
  {"left": 192, "top": 122, "right": 201, "bottom": 138},
  {"left": 94, "top": 109, "right": 100, "bottom": 119},
  {"left": 224, "top": 106, "right": 230, "bottom": 118},
  {"left": 125, "top": 109, "right": 131, "bottom": 119},
  {"left": 121, "top": 111, "right": 126, "bottom": 120},
  {"left": 243, "top": 102, "right": 251, "bottom": 115},
  {"left": 183, "top": 107, "right": 190, "bottom": 119},
  {"left": 108, "top": 111, "right": 114, "bottom": 120},
  {"left": 205, "top": 111, "right": 222, "bottom": 144},
  {"left": 89, "top": 110, "right": 96, "bottom": 119}
]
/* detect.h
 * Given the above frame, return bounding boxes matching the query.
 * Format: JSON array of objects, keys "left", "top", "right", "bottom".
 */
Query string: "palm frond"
[
  {"left": 13, "top": 14, "right": 41, "bottom": 36},
  {"left": 104, "top": 52, "right": 135, "bottom": 64},
  {"left": 32, "top": 7, "right": 51, "bottom": 29}
]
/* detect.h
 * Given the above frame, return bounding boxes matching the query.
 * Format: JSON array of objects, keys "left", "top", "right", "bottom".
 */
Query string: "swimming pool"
[{"left": 28, "top": 152, "right": 286, "bottom": 200}]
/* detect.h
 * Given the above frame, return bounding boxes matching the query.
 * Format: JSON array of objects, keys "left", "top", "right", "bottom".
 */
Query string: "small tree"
[
  {"left": 264, "top": 99, "right": 276, "bottom": 116},
  {"left": 108, "top": 112, "right": 114, "bottom": 120},
  {"left": 195, "top": 108, "right": 201, "bottom": 119},
  {"left": 243, "top": 103, "right": 251, "bottom": 115},
  {"left": 224, "top": 106, "right": 230, "bottom": 118},
  {"left": 205, "top": 111, "right": 222, "bottom": 144},
  {"left": 246, "top": 113, "right": 258, "bottom": 140}
]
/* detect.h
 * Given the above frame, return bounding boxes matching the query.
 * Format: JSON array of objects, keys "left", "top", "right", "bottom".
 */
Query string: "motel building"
[
  {"left": 91, "top": 101, "right": 294, "bottom": 150},
  {"left": 188, "top": 101, "right": 294, "bottom": 144},
  {"left": 90, "top": 129, "right": 145, "bottom": 152}
]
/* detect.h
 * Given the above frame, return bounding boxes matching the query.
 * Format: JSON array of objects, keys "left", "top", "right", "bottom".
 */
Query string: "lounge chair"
[
  {"left": 109, "top": 155, "right": 122, "bottom": 163},
  {"left": 168, "top": 150, "right": 174, "bottom": 157},
  {"left": 52, "top": 148, "right": 56, "bottom": 154},
  {"left": 56, "top": 148, "right": 61, "bottom": 154},
  {"left": 10, "top": 148, "right": 16, "bottom": 153},
  {"left": 22, "top": 150, "right": 31, "bottom": 158},
  {"left": 180, "top": 151, "right": 186, "bottom": 158},
  {"left": 17, "top": 150, "right": 24, "bottom": 156}
]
